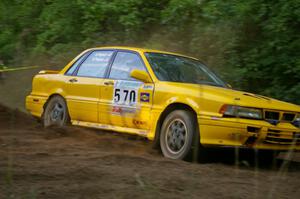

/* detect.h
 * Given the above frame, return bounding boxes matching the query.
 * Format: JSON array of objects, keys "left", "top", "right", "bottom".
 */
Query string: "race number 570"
[{"left": 114, "top": 88, "right": 137, "bottom": 105}]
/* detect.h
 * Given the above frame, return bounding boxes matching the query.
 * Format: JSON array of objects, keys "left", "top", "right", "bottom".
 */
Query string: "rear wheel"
[
  {"left": 42, "top": 96, "right": 70, "bottom": 127},
  {"left": 160, "top": 110, "right": 198, "bottom": 160}
]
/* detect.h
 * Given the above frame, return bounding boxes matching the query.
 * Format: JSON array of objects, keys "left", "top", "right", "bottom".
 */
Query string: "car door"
[
  {"left": 65, "top": 50, "right": 114, "bottom": 123},
  {"left": 99, "top": 51, "right": 154, "bottom": 131}
]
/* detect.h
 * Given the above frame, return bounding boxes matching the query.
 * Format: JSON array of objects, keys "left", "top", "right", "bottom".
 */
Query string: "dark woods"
[{"left": 0, "top": 0, "right": 299, "bottom": 103}]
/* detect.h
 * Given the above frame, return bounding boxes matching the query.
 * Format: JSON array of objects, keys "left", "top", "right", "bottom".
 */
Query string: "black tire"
[
  {"left": 42, "top": 96, "right": 70, "bottom": 127},
  {"left": 160, "top": 110, "right": 198, "bottom": 160}
]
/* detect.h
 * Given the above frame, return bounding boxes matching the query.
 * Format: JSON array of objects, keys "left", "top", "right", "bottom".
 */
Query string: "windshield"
[{"left": 145, "top": 52, "right": 227, "bottom": 87}]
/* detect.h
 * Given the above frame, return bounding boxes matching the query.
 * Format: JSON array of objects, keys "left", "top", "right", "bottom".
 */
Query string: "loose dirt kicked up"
[{"left": 0, "top": 104, "right": 300, "bottom": 199}]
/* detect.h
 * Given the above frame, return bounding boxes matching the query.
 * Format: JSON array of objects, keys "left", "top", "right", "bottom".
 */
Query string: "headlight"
[{"left": 219, "top": 105, "right": 263, "bottom": 120}]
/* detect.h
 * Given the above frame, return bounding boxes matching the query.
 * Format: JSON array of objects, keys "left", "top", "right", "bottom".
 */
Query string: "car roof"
[{"left": 89, "top": 46, "right": 199, "bottom": 60}]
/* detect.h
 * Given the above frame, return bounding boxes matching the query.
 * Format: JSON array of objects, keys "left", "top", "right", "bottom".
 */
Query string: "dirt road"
[{"left": 0, "top": 104, "right": 300, "bottom": 199}]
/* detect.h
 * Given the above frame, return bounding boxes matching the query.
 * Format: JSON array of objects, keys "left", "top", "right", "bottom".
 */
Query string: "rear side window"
[
  {"left": 109, "top": 51, "right": 146, "bottom": 80},
  {"left": 76, "top": 50, "right": 114, "bottom": 78},
  {"left": 65, "top": 53, "right": 88, "bottom": 75}
]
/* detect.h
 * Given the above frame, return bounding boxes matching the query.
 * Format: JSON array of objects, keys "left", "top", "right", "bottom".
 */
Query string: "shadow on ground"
[{"left": 191, "top": 147, "right": 300, "bottom": 172}]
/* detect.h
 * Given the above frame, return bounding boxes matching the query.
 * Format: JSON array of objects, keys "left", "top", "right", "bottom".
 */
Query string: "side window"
[
  {"left": 109, "top": 51, "right": 146, "bottom": 80},
  {"left": 76, "top": 50, "right": 114, "bottom": 78},
  {"left": 65, "top": 53, "right": 88, "bottom": 75}
]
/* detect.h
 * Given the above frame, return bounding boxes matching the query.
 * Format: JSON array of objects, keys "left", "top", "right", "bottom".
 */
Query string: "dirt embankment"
[{"left": 0, "top": 104, "right": 300, "bottom": 199}]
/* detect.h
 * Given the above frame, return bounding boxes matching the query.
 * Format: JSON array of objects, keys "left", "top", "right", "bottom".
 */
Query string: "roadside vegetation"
[{"left": 0, "top": 0, "right": 299, "bottom": 103}]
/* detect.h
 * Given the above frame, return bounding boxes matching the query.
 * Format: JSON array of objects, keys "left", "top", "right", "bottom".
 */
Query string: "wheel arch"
[
  {"left": 43, "top": 93, "right": 66, "bottom": 109},
  {"left": 152, "top": 102, "right": 199, "bottom": 149}
]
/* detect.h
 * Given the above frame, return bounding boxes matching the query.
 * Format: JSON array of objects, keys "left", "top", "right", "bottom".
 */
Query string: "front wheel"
[
  {"left": 42, "top": 96, "right": 70, "bottom": 127},
  {"left": 160, "top": 110, "right": 198, "bottom": 160}
]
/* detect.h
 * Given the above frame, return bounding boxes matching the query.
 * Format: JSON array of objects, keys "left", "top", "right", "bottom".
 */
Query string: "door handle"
[
  {"left": 104, "top": 81, "right": 114, "bottom": 86},
  {"left": 69, "top": 78, "right": 78, "bottom": 83}
]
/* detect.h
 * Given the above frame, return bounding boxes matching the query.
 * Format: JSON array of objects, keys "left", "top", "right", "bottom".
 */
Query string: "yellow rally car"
[{"left": 26, "top": 46, "right": 300, "bottom": 160}]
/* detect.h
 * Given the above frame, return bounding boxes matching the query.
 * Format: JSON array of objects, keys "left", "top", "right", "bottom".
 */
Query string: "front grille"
[
  {"left": 264, "top": 110, "right": 298, "bottom": 123},
  {"left": 264, "top": 129, "right": 300, "bottom": 145},
  {"left": 282, "top": 113, "right": 296, "bottom": 122},
  {"left": 265, "top": 111, "right": 280, "bottom": 120}
]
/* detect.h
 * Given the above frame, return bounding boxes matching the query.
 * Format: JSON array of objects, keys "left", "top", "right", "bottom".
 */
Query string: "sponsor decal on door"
[{"left": 112, "top": 80, "right": 142, "bottom": 115}]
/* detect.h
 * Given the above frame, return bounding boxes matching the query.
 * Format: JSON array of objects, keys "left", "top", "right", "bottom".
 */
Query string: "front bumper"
[{"left": 198, "top": 115, "right": 300, "bottom": 151}]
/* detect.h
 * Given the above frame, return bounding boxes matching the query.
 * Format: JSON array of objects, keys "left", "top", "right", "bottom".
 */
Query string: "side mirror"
[{"left": 130, "top": 69, "right": 152, "bottom": 83}]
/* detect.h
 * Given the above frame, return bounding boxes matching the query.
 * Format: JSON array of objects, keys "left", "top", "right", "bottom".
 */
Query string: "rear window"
[{"left": 76, "top": 51, "right": 114, "bottom": 78}]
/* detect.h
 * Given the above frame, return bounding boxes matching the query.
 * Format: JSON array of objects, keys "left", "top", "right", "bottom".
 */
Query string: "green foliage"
[{"left": 0, "top": 0, "right": 299, "bottom": 104}]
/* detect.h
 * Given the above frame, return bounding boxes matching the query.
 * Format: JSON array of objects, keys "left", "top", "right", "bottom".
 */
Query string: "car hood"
[{"left": 200, "top": 85, "right": 300, "bottom": 112}]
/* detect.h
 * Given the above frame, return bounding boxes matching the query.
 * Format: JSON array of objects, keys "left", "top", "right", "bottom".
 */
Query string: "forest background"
[{"left": 0, "top": 0, "right": 299, "bottom": 104}]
